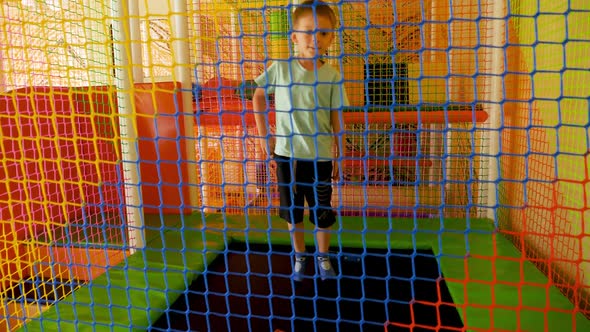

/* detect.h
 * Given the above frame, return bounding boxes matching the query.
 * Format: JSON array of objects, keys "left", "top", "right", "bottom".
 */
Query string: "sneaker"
[
  {"left": 293, "top": 255, "right": 307, "bottom": 282},
  {"left": 317, "top": 256, "right": 336, "bottom": 280}
]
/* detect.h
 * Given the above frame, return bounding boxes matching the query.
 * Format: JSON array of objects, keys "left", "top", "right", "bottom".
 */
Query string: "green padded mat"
[{"left": 16, "top": 213, "right": 590, "bottom": 331}]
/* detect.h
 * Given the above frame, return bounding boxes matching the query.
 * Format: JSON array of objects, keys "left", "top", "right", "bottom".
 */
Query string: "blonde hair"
[{"left": 292, "top": 0, "right": 337, "bottom": 29}]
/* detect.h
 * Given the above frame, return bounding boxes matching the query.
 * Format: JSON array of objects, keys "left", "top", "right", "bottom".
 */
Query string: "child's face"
[{"left": 291, "top": 13, "right": 335, "bottom": 60}]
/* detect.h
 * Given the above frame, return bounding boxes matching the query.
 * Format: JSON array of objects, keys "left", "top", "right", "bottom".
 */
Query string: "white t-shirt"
[{"left": 255, "top": 60, "right": 349, "bottom": 160}]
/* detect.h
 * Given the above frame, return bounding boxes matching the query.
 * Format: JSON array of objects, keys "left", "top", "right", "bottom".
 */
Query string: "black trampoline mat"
[{"left": 151, "top": 242, "right": 463, "bottom": 332}]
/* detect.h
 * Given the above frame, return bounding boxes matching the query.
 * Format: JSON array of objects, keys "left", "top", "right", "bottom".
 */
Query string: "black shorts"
[{"left": 274, "top": 155, "right": 336, "bottom": 229}]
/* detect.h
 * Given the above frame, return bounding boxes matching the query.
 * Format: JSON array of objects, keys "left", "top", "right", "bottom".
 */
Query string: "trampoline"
[{"left": 151, "top": 242, "right": 463, "bottom": 332}]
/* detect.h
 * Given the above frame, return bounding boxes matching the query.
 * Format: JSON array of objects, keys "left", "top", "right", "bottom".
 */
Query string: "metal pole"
[
  {"left": 111, "top": 0, "right": 145, "bottom": 253},
  {"left": 171, "top": 0, "right": 199, "bottom": 211}
]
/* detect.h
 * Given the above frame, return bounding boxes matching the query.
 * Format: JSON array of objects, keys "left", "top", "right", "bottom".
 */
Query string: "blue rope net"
[
  {"left": 12, "top": 0, "right": 590, "bottom": 331},
  {"left": 187, "top": 1, "right": 489, "bottom": 331}
]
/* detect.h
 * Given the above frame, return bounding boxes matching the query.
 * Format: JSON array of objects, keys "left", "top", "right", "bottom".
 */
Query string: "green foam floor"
[{"left": 16, "top": 213, "right": 590, "bottom": 332}]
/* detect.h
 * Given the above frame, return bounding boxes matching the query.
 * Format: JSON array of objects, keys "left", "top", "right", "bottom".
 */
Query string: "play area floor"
[
  {"left": 16, "top": 213, "right": 590, "bottom": 332},
  {"left": 151, "top": 242, "right": 464, "bottom": 331}
]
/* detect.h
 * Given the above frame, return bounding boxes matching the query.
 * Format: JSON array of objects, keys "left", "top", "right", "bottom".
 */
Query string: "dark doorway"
[{"left": 366, "top": 62, "right": 409, "bottom": 107}]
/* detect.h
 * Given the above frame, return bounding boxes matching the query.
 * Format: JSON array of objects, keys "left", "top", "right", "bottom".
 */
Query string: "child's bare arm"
[
  {"left": 331, "top": 108, "right": 345, "bottom": 180},
  {"left": 253, "top": 88, "right": 274, "bottom": 157},
  {"left": 331, "top": 108, "right": 345, "bottom": 158}
]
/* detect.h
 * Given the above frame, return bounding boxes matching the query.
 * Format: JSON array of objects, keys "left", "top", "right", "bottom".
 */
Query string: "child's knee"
[
  {"left": 279, "top": 208, "right": 304, "bottom": 225},
  {"left": 314, "top": 209, "right": 336, "bottom": 228}
]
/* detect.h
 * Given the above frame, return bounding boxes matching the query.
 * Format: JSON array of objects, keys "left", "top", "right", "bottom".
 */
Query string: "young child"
[{"left": 253, "top": 0, "right": 348, "bottom": 281}]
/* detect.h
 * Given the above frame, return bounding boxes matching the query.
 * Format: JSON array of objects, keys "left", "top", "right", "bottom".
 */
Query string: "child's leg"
[
  {"left": 315, "top": 226, "right": 331, "bottom": 255},
  {"left": 315, "top": 225, "right": 336, "bottom": 280},
  {"left": 275, "top": 155, "right": 305, "bottom": 227},
  {"left": 306, "top": 160, "right": 336, "bottom": 248},
  {"left": 288, "top": 222, "right": 306, "bottom": 253},
  {"left": 303, "top": 160, "right": 337, "bottom": 279},
  {"left": 275, "top": 155, "right": 308, "bottom": 281}
]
